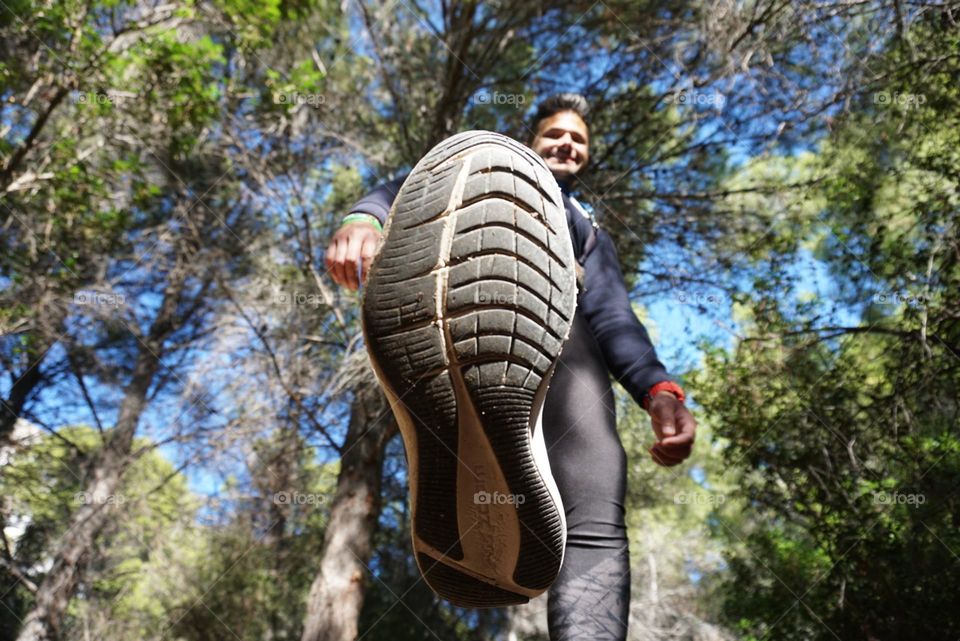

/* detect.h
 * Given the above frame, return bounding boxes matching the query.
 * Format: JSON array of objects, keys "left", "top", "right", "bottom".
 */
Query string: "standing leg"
[{"left": 542, "top": 311, "right": 631, "bottom": 641}]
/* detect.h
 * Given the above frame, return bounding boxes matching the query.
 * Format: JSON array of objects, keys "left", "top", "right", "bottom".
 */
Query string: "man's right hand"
[{"left": 325, "top": 218, "right": 382, "bottom": 290}]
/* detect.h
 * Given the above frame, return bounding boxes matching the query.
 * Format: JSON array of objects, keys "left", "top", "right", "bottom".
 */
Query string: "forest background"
[{"left": 2, "top": 1, "right": 958, "bottom": 640}]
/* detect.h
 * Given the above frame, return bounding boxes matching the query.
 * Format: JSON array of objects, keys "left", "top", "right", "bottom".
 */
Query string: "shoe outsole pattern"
[{"left": 361, "top": 131, "right": 577, "bottom": 607}]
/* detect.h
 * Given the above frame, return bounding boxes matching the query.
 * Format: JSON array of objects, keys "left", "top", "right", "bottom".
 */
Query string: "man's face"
[{"left": 530, "top": 110, "right": 590, "bottom": 181}]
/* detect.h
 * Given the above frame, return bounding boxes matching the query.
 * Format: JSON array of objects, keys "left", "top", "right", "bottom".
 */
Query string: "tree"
[
  {"left": 5, "top": 1, "right": 958, "bottom": 640},
  {"left": 1, "top": 4, "right": 255, "bottom": 637},
  {"left": 0, "top": 425, "right": 198, "bottom": 640},
  {"left": 693, "top": 6, "right": 960, "bottom": 639}
]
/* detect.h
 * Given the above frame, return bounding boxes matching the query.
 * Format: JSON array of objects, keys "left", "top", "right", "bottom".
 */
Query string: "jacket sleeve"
[
  {"left": 346, "top": 175, "right": 408, "bottom": 226},
  {"left": 578, "top": 227, "right": 674, "bottom": 408}
]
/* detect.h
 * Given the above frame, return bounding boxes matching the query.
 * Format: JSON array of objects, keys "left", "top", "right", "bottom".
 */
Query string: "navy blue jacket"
[{"left": 348, "top": 175, "right": 674, "bottom": 409}]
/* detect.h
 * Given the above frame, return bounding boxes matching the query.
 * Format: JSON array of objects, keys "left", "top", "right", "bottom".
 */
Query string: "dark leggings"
[{"left": 542, "top": 310, "right": 630, "bottom": 641}]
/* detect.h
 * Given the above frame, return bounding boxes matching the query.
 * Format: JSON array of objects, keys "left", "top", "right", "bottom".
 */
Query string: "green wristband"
[{"left": 341, "top": 213, "right": 382, "bottom": 231}]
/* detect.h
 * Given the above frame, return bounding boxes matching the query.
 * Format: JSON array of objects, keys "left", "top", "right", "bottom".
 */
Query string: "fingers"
[
  {"left": 649, "top": 443, "right": 685, "bottom": 467},
  {"left": 654, "top": 410, "right": 676, "bottom": 438},
  {"left": 344, "top": 232, "right": 362, "bottom": 290},
  {"left": 324, "top": 222, "right": 381, "bottom": 291},
  {"left": 660, "top": 407, "right": 696, "bottom": 448},
  {"left": 648, "top": 400, "right": 697, "bottom": 467},
  {"left": 359, "top": 234, "right": 379, "bottom": 284},
  {"left": 324, "top": 233, "right": 343, "bottom": 287},
  {"left": 648, "top": 393, "right": 677, "bottom": 439},
  {"left": 325, "top": 227, "right": 352, "bottom": 289}
]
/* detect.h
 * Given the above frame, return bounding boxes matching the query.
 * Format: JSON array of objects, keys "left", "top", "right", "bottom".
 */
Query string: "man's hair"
[{"left": 532, "top": 93, "right": 590, "bottom": 131}]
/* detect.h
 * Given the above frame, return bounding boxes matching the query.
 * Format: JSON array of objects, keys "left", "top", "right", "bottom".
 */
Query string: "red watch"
[{"left": 643, "top": 381, "right": 686, "bottom": 409}]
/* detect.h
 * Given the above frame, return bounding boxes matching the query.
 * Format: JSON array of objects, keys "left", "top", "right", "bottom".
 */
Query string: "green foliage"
[
  {"left": 215, "top": 0, "right": 283, "bottom": 45},
  {"left": 4, "top": 2, "right": 960, "bottom": 640},
  {"left": 163, "top": 432, "right": 337, "bottom": 641},
  {"left": 692, "top": 11, "right": 960, "bottom": 640},
  {"left": 618, "top": 385, "right": 736, "bottom": 625},
  {"left": 1, "top": 425, "right": 198, "bottom": 637}
]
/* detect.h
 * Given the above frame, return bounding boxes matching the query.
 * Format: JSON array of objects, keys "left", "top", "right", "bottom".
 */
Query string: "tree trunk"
[
  {"left": 0, "top": 356, "right": 44, "bottom": 444},
  {"left": 300, "top": 383, "right": 396, "bottom": 641},
  {"left": 14, "top": 279, "right": 183, "bottom": 641},
  {"left": 15, "top": 348, "right": 158, "bottom": 641}
]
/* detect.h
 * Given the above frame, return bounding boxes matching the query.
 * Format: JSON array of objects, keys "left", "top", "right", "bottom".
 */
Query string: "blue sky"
[{"left": 1, "top": 1, "right": 866, "bottom": 505}]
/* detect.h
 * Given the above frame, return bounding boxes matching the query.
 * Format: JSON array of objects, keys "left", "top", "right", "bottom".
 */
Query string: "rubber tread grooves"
[
  {"left": 471, "top": 165, "right": 559, "bottom": 207},
  {"left": 447, "top": 250, "right": 563, "bottom": 291},
  {"left": 363, "top": 131, "right": 576, "bottom": 605},
  {"left": 444, "top": 304, "right": 565, "bottom": 342},
  {"left": 455, "top": 220, "right": 568, "bottom": 267},
  {"left": 447, "top": 275, "right": 568, "bottom": 322},
  {"left": 452, "top": 329, "right": 557, "bottom": 363},
  {"left": 369, "top": 303, "right": 564, "bottom": 344},
  {"left": 459, "top": 191, "right": 538, "bottom": 215},
  {"left": 406, "top": 191, "right": 542, "bottom": 230},
  {"left": 464, "top": 366, "right": 565, "bottom": 589}
]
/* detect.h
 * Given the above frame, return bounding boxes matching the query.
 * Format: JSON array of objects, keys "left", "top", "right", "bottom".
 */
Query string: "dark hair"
[{"left": 532, "top": 93, "right": 590, "bottom": 131}]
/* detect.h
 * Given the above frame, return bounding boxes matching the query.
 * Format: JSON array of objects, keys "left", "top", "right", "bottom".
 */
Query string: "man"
[{"left": 325, "top": 94, "right": 696, "bottom": 640}]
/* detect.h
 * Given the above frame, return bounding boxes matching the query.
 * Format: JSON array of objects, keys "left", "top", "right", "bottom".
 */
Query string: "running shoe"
[{"left": 362, "top": 130, "right": 577, "bottom": 607}]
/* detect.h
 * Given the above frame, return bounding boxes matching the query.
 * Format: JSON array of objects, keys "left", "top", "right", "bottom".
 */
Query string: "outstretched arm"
[
  {"left": 578, "top": 228, "right": 696, "bottom": 466},
  {"left": 325, "top": 176, "right": 406, "bottom": 290}
]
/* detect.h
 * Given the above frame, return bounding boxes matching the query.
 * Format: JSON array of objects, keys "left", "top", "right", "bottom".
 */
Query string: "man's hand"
[
  {"left": 647, "top": 392, "right": 697, "bottom": 467},
  {"left": 325, "top": 220, "right": 381, "bottom": 290}
]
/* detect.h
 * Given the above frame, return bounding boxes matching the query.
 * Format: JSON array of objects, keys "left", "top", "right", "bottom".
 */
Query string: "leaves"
[{"left": 3, "top": 1, "right": 960, "bottom": 640}]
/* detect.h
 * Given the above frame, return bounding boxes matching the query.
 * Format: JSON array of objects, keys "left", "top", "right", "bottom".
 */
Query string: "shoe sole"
[{"left": 361, "top": 131, "right": 577, "bottom": 607}]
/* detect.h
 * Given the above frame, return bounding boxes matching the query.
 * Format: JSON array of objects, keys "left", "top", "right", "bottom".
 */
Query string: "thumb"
[
  {"left": 650, "top": 398, "right": 677, "bottom": 438},
  {"left": 662, "top": 418, "right": 677, "bottom": 437}
]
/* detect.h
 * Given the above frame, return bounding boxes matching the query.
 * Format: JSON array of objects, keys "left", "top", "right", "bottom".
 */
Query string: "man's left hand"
[{"left": 647, "top": 392, "right": 697, "bottom": 467}]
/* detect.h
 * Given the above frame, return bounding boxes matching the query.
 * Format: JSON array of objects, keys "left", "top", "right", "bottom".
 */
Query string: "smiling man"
[
  {"left": 325, "top": 93, "right": 696, "bottom": 641},
  {"left": 531, "top": 107, "right": 590, "bottom": 180}
]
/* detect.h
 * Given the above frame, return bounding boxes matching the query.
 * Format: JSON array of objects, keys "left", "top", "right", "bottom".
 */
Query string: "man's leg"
[{"left": 543, "top": 311, "right": 631, "bottom": 641}]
